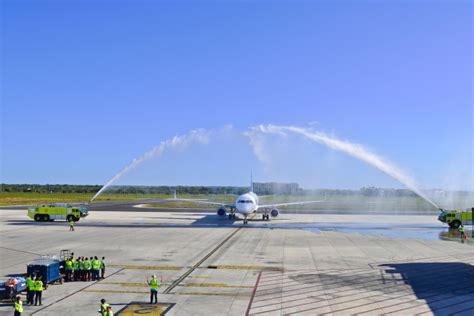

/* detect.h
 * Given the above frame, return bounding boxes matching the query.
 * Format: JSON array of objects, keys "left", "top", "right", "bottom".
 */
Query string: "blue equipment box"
[{"left": 27, "top": 259, "right": 62, "bottom": 284}]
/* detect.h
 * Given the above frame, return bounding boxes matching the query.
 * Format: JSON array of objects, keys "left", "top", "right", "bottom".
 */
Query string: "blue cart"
[
  {"left": 0, "top": 277, "right": 27, "bottom": 300},
  {"left": 27, "top": 259, "right": 64, "bottom": 285}
]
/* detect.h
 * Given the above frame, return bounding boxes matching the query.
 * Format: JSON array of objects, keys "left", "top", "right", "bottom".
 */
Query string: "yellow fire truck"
[
  {"left": 27, "top": 203, "right": 89, "bottom": 222},
  {"left": 438, "top": 208, "right": 473, "bottom": 228}
]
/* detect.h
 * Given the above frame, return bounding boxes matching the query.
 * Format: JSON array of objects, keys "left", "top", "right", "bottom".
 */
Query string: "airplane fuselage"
[{"left": 234, "top": 192, "right": 259, "bottom": 215}]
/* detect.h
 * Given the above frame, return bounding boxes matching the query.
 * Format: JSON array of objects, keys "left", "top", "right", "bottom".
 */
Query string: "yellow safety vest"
[
  {"left": 15, "top": 301, "right": 23, "bottom": 312},
  {"left": 93, "top": 260, "right": 101, "bottom": 269},
  {"left": 35, "top": 280, "right": 43, "bottom": 291},
  {"left": 26, "top": 277, "right": 33, "bottom": 290},
  {"left": 66, "top": 260, "right": 73, "bottom": 270},
  {"left": 149, "top": 278, "right": 158, "bottom": 290},
  {"left": 101, "top": 303, "right": 110, "bottom": 316}
]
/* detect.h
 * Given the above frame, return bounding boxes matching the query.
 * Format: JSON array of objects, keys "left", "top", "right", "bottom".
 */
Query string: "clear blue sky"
[{"left": 1, "top": 0, "right": 472, "bottom": 190}]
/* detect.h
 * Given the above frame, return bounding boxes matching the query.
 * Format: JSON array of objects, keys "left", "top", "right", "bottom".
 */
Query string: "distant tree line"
[
  {"left": 1, "top": 184, "right": 102, "bottom": 194},
  {"left": 1, "top": 183, "right": 430, "bottom": 197},
  {"left": 0, "top": 184, "right": 248, "bottom": 195},
  {"left": 104, "top": 185, "right": 249, "bottom": 195}
]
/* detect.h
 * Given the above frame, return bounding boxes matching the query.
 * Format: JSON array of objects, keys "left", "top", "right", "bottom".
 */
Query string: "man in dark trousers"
[
  {"left": 25, "top": 274, "right": 34, "bottom": 305},
  {"left": 34, "top": 276, "right": 43, "bottom": 306},
  {"left": 100, "top": 257, "right": 106, "bottom": 279}
]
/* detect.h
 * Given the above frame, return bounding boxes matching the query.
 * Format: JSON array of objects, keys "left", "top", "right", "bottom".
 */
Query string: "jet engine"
[
  {"left": 270, "top": 208, "right": 279, "bottom": 217},
  {"left": 217, "top": 207, "right": 226, "bottom": 216}
]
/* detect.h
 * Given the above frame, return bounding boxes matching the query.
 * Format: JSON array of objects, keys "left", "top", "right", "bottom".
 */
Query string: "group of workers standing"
[
  {"left": 65, "top": 256, "right": 106, "bottom": 282},
  {"left": 13, "top": 259, "right": 161, "bottom": 315}
]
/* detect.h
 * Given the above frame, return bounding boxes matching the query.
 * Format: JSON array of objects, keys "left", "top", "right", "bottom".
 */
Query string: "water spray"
[
  {"left": 247, "top": 124, "right": 440, "bottom": 209},
  {"left": 89, "top": 129, "right": 212, "bottom": 202},
  {"left": 92, "top": 124, "right": 441, "bottom": 210}
]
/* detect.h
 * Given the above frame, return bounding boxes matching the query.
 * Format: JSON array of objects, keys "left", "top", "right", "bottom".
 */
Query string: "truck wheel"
[
  {"left": 66, "top": 215, "right": 73, "bottom": 222},
  {"left": 451, "top": 220, "right": 461, "bottom": 229},
  {"left": 43, "top": 214, "right": 50, "bottom": 222},
  {"left": 34, "top": 214, "right": 41, "bottom": 221}
]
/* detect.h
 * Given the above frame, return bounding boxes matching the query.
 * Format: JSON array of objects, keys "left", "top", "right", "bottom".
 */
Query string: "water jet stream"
[
  {"left": 90, "top": 129, "right": 211, "bottom": 202},
  {"left": 247, "top": 124, "right": 440, "bottom": 209}
]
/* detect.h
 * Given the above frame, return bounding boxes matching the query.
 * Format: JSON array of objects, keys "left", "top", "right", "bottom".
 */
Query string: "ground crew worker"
[
  {"left": 14, "top": 296, "right": 23, "bottom": 316},
  {"left": 92, "top": 256, "right": 101, "bottom": 281},
  {"left": 459, "top": 224, "right": 466, "bottom": 243},
  {"left": 90, "top": 257, "right": 96, "bottom": 281},
  {"left": 70, "top": 252, "right": 76, "bottom": 278},
  {"left": 78, "top": 257, "right": 84, "bottom": 281},
  {"left": 100, "top": 257, "right": 106, "bottom": 279},
  {"left": 69, "top": 219, "right": 75, "bottom": 231},
  {"left": 91, "top": 257, "right": 97, "bottom": 280},
  {"left": 65, "top": 258, "right": 73, "bottom": 282},
  {"left": 84, "top": 257, "right": 91, "bottom": 281},
  {"left": 34, "top": 276, "right": 43, "bottom": 306},
  {"left": 106, "top": 306, "right": 114, "bottom": 316},
  {"left": 25, "top": 275, "right": 34, "bottom": 305},
  {"left": 147, "top": 275, "right": 160, "bottom": 304},
  {"left": 99, "top": 299, "right": 109, "bottom": 316},
  {"left": 72, "top": 257, "right": 78, "bottom": 281}
]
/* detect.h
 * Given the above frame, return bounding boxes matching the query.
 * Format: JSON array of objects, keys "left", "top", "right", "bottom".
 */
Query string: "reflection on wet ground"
[{"left": 252, "top": 222, "right": 473, "bottom": 243}]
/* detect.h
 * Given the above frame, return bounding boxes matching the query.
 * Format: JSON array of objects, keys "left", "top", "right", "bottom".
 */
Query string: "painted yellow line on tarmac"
[
  {"left": 183, "top": 283, "right": 253, "bottom": 288},
  {"left": 109, "top": 264, "right": 182, "bottom": 270},
  {"left": 83, "top": 289, "right": 149, "bottom": 294},
  {"left": 205, "top": 265, "right": 282, "bottom": 271},
  {"left": 192, "top": 276, "right": 210, "bottom": 279},
  {"left": 116, "top": 302, "right": 174, "bottom": 315},
  {"left": 82, "top": 289, "right": 251, "bottom": 297},
  {"left": 178, "top": 292, "right": 251, "bottom": 297},
  {"left": 100, "top": 282, "right": 148, "bottom": 287}
]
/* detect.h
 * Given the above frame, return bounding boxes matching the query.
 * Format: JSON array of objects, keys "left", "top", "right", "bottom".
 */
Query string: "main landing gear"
[
  {"left": 262, "top": 214, "right": 270, "bottom": 221},
  {"left": 228, "top": 213, "right": 237, "bottom": 220}
]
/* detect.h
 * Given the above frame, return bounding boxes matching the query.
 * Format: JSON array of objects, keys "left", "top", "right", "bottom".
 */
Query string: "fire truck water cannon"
[{"left": 438, "top": 208, "right": 473, "bottom": 228}]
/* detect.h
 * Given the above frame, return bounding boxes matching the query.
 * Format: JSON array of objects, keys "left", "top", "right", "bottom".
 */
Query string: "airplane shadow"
[
  {"left": 380, "top": 262, "right": 474, "bottom": 315},
  {"left": 4, "top": 214, "right": 265, "bottom": 229}
]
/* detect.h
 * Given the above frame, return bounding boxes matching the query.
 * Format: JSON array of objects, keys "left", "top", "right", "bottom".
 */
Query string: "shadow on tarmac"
[
  {"left": 4, "top": 215, "right": 244, "bottom": 228},
  {"left": 380, "top": 262, "right": 474, "bottom": 315}
]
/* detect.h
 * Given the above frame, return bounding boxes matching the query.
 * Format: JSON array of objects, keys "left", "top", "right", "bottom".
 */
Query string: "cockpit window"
[{"left": 238, "top": 200, "right": 253, "bottom": 204}]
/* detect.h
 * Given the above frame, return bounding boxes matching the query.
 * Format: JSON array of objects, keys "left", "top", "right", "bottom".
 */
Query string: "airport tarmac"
[{"left": 0, "top": 202, "right": 473, "bottom": 315}]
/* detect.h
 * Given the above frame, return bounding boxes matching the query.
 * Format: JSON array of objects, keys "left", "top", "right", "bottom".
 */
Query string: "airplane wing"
[
  {"left": 168, "top": 198, "right": 235, "bottom": 208},
  {"left": 259, "top": 200, "right": 325, "bottom": 208}
]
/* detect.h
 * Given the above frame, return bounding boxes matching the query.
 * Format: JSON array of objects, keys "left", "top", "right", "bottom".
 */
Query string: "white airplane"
[{"left": 173, "top": 176, "right": 324, "bottom": 224}]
